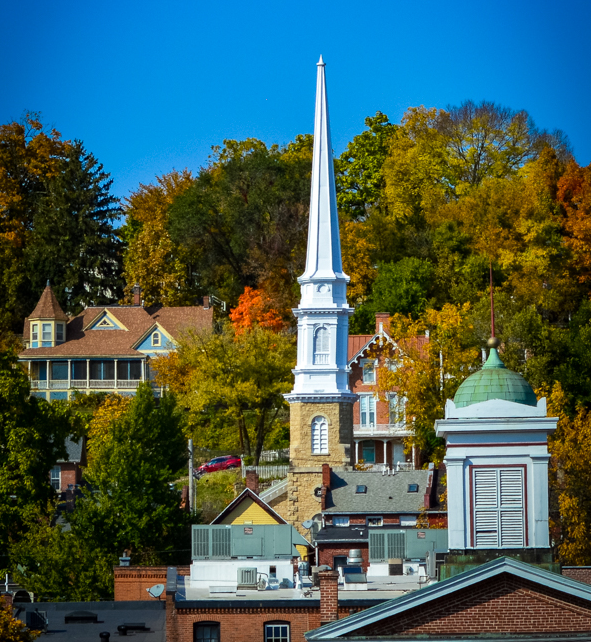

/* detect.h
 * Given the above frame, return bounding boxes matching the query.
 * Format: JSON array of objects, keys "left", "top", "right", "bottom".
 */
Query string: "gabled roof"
[
  {"left": 323, "top": 470, "right": 433, "bottom": 514},
  {"left": 57, "top": 436, "right": 86, "bottom": 464},
  {"left": 20, "top": 304, "right": 213, "bottom": 358},
  {"left": 28, "top": 283, "right": 68, "bottom": 321},
  {"left": 348, "top": 332, "right": 430, "bottom": 366},
  {"left": 210, "top": 488, "right": 288, "bottom": 525},
  {"left": 305, "top": 557, "right": 591, "bottom": 640}
]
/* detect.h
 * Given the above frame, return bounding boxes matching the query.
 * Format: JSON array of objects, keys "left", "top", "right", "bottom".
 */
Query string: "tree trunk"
[{"left": 239, "top": 412, "right": 251, "bottom": 457}]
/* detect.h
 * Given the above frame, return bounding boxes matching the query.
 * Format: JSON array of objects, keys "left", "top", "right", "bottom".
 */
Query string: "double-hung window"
[
  {"left": 194, "top": 622, "right": 220, "bottom": 642},
  {"left": 50, "top": 465, "right": 60, "bottom": 490},
  {"left": 152, "top": 332, "right": 161, "bottom": 347},
  {"left": 388, "top": 393, "right": 407, "bottom": 425},
  {"left": 42, "top": 323, "right": 52, "bottom": 342},
  {"left": 56, "top": 323, "right": 64, "bottom": 342},
  {"left": 360, "top": 395, "right": 376, "bottom": 428},
  {"left": 32, "top": 324, "right": 38, "bottom": 342},
  {"left": 265, "top": 622, "right": 290, "bottom": 642},
  {"left": 361, "top": 359, "right": 376, "bottom": 384},
  {"left": 473, "top": 467, "right": 525, "bottom": 548}
]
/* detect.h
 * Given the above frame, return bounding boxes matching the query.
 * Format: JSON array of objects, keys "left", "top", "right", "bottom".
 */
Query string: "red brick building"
[
  {"left": 305, "top": 557, "right": 591, "bottom": 641},
  {"left": 348, "top": 313, "right": 428, "bottom": 470},
  {"left": 50, "top": 436, "right": 86, "bottom": 491}
]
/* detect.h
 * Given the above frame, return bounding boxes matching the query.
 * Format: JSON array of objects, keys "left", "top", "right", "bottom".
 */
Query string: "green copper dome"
[{"left": 453, "top": 348, "right": 538, "bottom": 408}]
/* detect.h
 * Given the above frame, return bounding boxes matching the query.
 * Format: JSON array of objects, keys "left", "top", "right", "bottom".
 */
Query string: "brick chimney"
[
  {"left": 245, "top": 470, "right": 259, "bottom": 495},
  {"left": 375, "top": 312, "right": 390, "bottom": 334},
  {"left": 321, "top": 464, "right": 331, "bottom": 510},
  {"left": 133, "top": 283, "right": 142, "bottom": 307},
  {"left": 203, "top": 295, "right": 210, "bottom": 309},
  {"left": 319, "top": 570, "right": 339, "bottom": 623}
]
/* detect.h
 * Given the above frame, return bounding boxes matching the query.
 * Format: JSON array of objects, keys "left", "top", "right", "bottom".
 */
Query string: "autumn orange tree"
[
  {"left": 374, "top": 304, "right": 480, "bottom": 464},
  {"left": 229, "top": 287, "right": 285, "bottom": 334}
]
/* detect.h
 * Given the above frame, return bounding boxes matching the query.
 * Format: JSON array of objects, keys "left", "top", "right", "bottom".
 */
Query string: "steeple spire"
[{"left": 299, "top": 55, "right": 348, "bottom": 284}]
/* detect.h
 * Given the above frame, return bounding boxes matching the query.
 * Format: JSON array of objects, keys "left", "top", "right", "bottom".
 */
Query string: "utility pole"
[{"left": 188, "top": 439, "right": 194, "bottom": 515}]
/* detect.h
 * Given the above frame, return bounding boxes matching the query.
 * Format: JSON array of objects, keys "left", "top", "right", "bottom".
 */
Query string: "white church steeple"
[{"left": 285, "top": 56, "right": 355, "bottom": 403}]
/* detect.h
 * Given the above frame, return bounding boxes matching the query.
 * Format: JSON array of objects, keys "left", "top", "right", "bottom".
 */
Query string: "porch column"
[
  {"left": 67, "top": 359, "right": 71, "bottom": 394},
  {"left": 354, "top": 439, "right": 359, "bottom": 463},
  {"left": 114, "top": 359, "right": 118, "bottom": 389},
  {"left": 141, "top": 359, "right": 146, "bottom": 382},
  {"left": 47, "top": 360, "right": 51, "bottom": 389},
  {"left": 382, "top": 439, "right": 388, "bottom": 467},
  {"left": 86, "top": 359, "right": 90, "bottom": 389}
]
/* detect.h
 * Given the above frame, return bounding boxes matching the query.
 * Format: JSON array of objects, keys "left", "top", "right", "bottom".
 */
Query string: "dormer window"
[
  {"left": 56, "top": 324, "right": 64, "bottom": 342},
  {"left": 32, "top": 324, "right": 38, "bottom": 341},
  {"left": 152, "top": 332, "right": 161, "bottom": 347},
  {"left": 42, "top": 323, "right": 52, "bottom": 342}
]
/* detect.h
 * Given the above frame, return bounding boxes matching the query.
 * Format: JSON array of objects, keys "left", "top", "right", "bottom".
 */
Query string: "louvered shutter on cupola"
[{"left": 473, "top": 468, "right": 525, "bottom": 548}]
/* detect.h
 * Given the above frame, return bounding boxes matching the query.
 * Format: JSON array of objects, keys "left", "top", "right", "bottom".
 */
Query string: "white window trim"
[
  {"left": 264, "top": 622, "right": 290, "bottom": 642},
  {"left": 367, "top": 516, "right": 383, "bottom": 527},
  {"left": 313, "top": 326, "right": 330, "bottom": 365},
  {"left": 333, "top": 516, "right": 350, "bottom": 527},
  {"left": 152, "top": 332, "right": 161, "bottom": 347},
  {"left": 32, "top": 324, "right": 38, "bottom": 341},
  {"left": 42, "top": 323, "right": 52, "bottom": 342},
  {"left": 472, "top": 466, "right": 526, "bottom": 549},
  {"left": 361, "top": 358, "right": 377, "bottom": 384},
  {"left": 311, "top": 416, "right": 328, "bottom": 455},
  {"left": 359, "top": 394, "right": 377, "bottom": 428}
]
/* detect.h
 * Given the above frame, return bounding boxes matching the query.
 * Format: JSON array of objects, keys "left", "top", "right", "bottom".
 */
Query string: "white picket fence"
[
  {"left": 258, "top": 449, "right": 289, "bottom": 462},
  {"left": 242, "top": 464, "right": 289, "bottom": 480}
]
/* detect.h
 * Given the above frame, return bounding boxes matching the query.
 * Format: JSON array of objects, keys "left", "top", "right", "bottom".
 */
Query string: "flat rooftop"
[{"left": 177, "top": 575, "right": 429, "bottom": 606}]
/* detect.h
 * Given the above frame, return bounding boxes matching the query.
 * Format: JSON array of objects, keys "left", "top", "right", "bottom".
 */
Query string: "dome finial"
[{"left": 489, "top": 259, "right": 497, "bottom": 346}]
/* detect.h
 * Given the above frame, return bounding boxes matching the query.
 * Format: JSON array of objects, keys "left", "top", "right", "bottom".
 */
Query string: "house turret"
[{"left": 26, "top": 281, "right": 69, "bottom": 349}]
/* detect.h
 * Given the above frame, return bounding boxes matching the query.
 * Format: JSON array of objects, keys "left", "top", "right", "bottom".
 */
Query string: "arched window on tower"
[
  {"left": 314, "top": 327, "right": 329, "bottom": 364},
  {"left": 311, "top": 416, "right": 328, "bottom": 454}
]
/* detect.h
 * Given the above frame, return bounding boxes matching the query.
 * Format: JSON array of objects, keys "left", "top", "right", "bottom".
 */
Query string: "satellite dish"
[
  {"left": 302, "top": 520, "right": 314, "bottom": 529},
  {"left": 146, "top": 583, "right": 165, "bottom": 599}
]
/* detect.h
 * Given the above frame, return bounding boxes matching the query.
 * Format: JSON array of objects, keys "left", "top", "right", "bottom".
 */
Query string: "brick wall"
[
  {"left": 562, "top": 567, "right": 591, "bottom": 585},
  {"left": 114, "top": 566, "right": 190, "bottom": 601},
  {"left": 352, "top": 575, "right": 591, "bottom": 636},
  {"left": 319, "top": 570, "right": 339, "bottom": 623},
  {"left": 59, "top": 462, "right": 81, "bottom": 490},
  {"left": 318, "top": 543, "right": 369, "bottom": 572}
]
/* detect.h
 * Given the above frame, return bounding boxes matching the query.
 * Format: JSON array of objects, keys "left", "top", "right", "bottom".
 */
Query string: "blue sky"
[{"left": 2, "top": 0, "right": 590, "bottom": 201}]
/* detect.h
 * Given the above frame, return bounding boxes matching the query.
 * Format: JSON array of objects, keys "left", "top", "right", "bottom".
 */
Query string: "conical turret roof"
[
  {"left": 29, "top": 282, "right": 68, "bottom": 321},
  {"left": 453, "top": 348, "right": 537, "bottom": 408}
]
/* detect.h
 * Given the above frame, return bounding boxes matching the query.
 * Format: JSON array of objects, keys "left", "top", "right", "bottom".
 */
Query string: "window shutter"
[
  {"left": 473, "top": 468, "right": 525, "bottom": 548},
  {"left": 474, "top": 469, "right": 499, "bottom": 547},
  {"left": 212, "top": 527, "right": 231, "bottom": 557},
  {"left": 387, "top": 532, "right": 405, "bottom": 559},
  {"left": 193, "top": 528, "right": 210, "bottom": 558},
  {"left": 369, "top": 532, "right": 386, "bottom": 561},
  {"left": 499, "top": 469, "right": 524, "bottom": 547}
]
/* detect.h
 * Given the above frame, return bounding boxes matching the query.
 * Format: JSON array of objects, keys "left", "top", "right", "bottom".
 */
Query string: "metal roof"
[{"left": 454, "top": 348, "right": 537, "bottom": 408}]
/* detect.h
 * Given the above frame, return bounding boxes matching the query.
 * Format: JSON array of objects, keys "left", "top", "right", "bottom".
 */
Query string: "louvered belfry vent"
[{"left": 473, "top": 467, "right": 524, "bottom": 548}]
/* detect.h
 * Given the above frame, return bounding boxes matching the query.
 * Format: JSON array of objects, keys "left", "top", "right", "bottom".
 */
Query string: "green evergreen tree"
[{"left": 26, "top": 140, "right": 123, "bottom": 312}]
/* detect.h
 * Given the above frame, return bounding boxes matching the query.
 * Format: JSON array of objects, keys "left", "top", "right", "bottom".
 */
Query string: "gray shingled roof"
[
  {"left": 57, "top": 437, "right": 85, "bottom": 463},
  {"left": 314, "top": 525, "right": 368, "bottom": 543},
  {"left": 323, "top": 470, "right": 431, "bottom": 514}
]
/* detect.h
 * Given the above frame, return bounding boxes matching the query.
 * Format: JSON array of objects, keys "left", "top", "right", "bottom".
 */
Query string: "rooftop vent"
[
  {"left": 64, "top": 611, "right": 98, "bottom": 624},
  {"left": 356, "top": 485, "right": 367, "bottom": 494}
]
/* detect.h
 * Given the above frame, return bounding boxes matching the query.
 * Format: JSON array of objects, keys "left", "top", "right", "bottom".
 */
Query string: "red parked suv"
[{"left": 194, "top": 455, "right": 241, "bottom": 477}]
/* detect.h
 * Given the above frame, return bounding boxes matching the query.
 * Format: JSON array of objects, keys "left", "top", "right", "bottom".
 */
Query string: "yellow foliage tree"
[
  {"left": 87, "top": 394, "right": 132, "bottom": 464},
  {"left": 122, "top": 169, "right": 195, "bottom": 306},
  {"left": 341, "top": 221, "right": 377, "bottom": 305},
  {"left": 375, "top": 304, "right": 480, "bottom": 464},
  {"left": 546, "top": 382, "right": 591, "bottom": 565},
  {"left": 0, "top": 598, "right": 39, "bottom": 641}
]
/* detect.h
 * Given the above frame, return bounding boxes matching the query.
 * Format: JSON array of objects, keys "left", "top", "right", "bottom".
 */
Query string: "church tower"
[{"left": 285, "top": 57, "right": 356, "bottom": 532}]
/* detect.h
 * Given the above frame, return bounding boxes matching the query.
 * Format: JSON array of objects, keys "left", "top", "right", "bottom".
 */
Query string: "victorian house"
[{"left": 19, "top": 282, "right": 213, "bottom": 401}]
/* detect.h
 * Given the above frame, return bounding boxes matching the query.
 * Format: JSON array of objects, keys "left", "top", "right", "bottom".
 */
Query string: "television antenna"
[{"left": 146, "top": 583, "right": 165, "bottom": 599}]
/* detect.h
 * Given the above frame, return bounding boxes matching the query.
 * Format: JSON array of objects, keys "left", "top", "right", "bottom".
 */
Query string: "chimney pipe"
[{"left": 133, "top": 284, "right": 142, "bottom": 307}]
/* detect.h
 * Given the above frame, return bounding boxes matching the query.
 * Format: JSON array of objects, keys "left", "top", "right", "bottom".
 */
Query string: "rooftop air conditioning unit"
[{"left": 237, "top": 567, "right": 258, "bottom": 589}]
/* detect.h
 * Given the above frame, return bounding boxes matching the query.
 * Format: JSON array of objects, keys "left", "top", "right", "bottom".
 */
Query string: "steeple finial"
[
  {"left": 488, "top": 260, "right": 500, "bottom": 350},
  {"left": 299, "top": 56, "right": 348, "bottom": 284}
]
